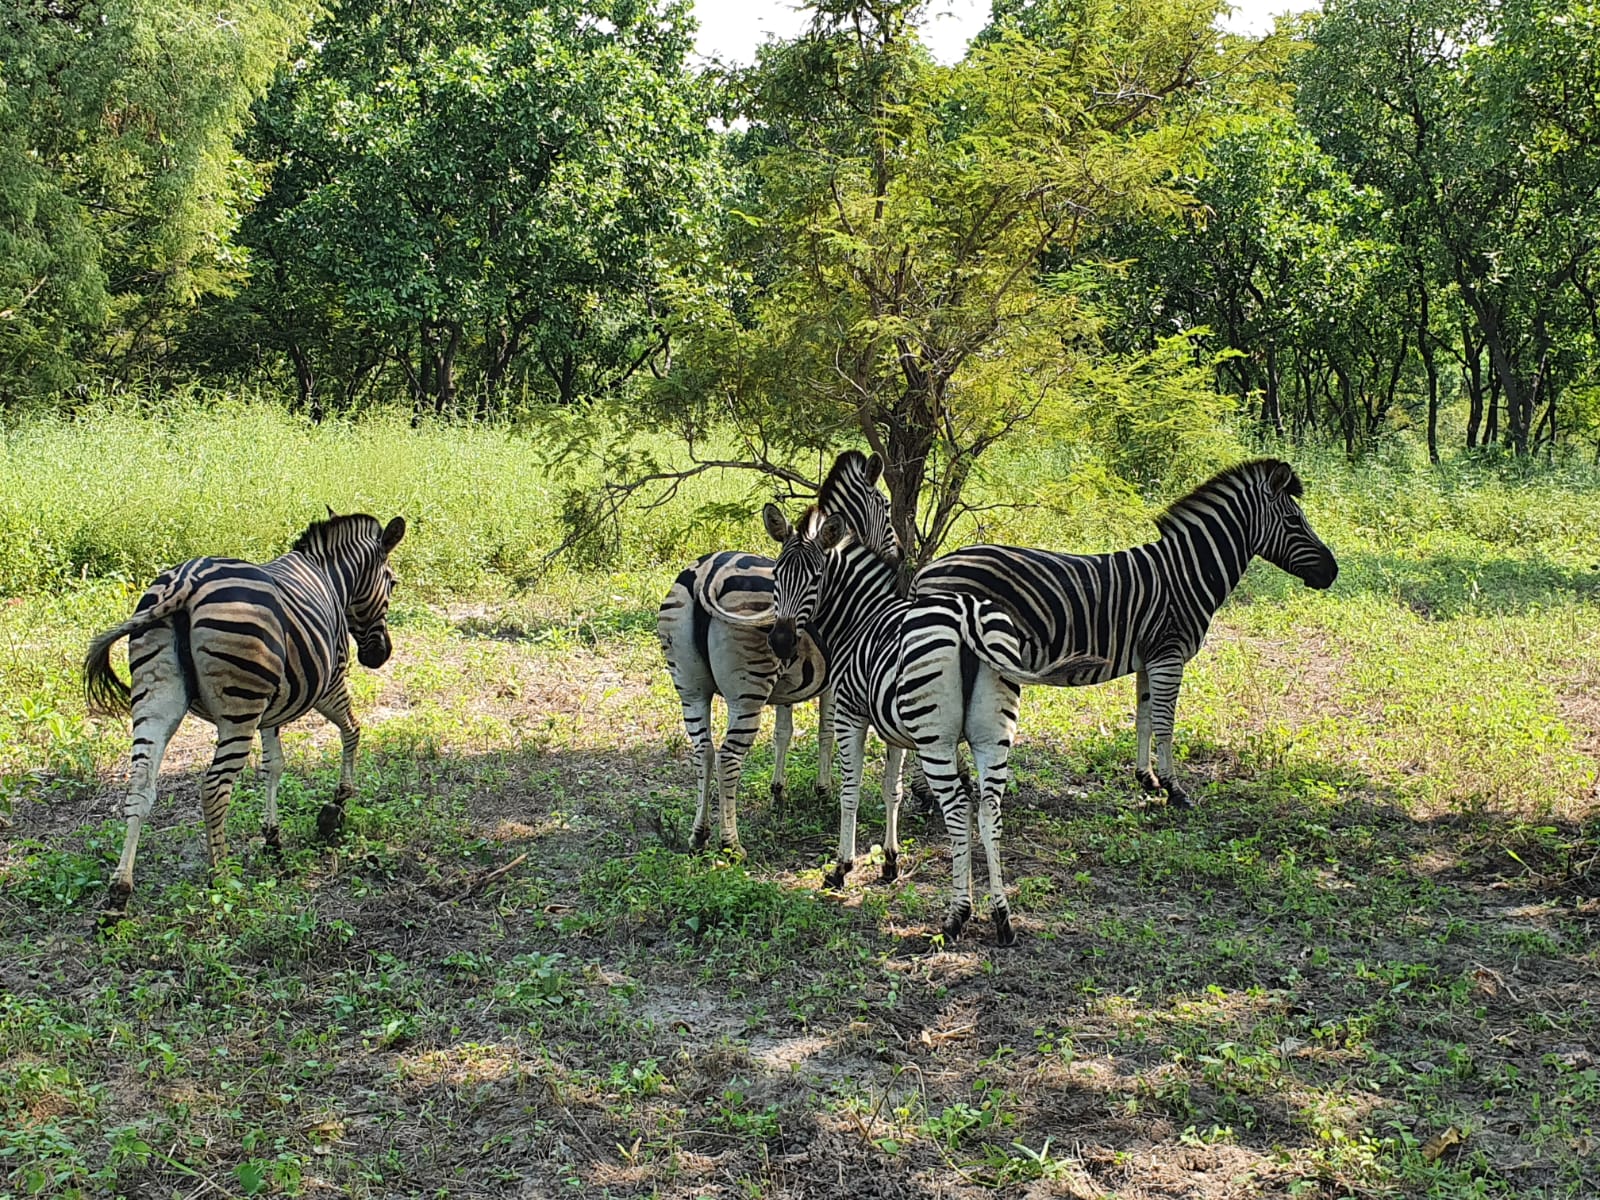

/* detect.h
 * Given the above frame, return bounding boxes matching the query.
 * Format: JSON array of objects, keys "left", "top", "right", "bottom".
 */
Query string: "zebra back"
[
  {"left": 914, "top": 459, "right": 1336, "bottom": 681},
  {"left": 84, "top": 511, "right": 406, "bottom": 721}
]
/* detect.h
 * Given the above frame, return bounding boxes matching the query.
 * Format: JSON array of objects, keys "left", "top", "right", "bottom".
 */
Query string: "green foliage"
[
  {"left": 626, "top": 0, "right": 1241, "bottom": 564},
  {"left": 580, "top": 848, "right": 845, "bottom": 948},
  {"left": 0, "top": 0, "right": 322, "bottom": 399},
  {"left": 198, "top": 0, "right": 719, "bottom": 417}
]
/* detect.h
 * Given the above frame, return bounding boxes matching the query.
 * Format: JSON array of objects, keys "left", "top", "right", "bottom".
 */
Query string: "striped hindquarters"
[{"left": 915, "top": 544, "right": 1156, "bottom": 684}]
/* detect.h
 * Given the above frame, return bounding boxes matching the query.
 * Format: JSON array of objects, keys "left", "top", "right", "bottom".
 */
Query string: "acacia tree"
[
  {"left": 0, "top": 0, "right": 319, "bottom": 401},
  {"left": 613, "top": 0, "right": 1237, "bottom": 568}
]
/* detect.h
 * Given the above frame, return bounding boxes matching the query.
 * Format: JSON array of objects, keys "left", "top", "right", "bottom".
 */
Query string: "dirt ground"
[{"left": 3, "top": 621, "right": 1598, "bottom": 1199}]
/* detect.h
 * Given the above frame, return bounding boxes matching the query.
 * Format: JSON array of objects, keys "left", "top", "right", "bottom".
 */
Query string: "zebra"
[
  {"left": 913, "top": 458, "right": 1337, "bottom": 807},
  {"left": 657, "top": 451, "right": 900, "bottom": 852},
  {"left": 715, "top": 504, "right": 1104, "bottom": 946},
  {"left": 83, "top": 510, "right": 406, "bottom": 914}
]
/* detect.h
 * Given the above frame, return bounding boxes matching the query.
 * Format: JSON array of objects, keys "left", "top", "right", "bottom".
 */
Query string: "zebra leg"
[
  {"left": 1134, "top": 665, "right": 1160, "bottom": 794},
  {"left": 314, "top": 685, "right": 361, "bottom": 840},
  {"left": 920, "top": 748, "right": 974, "bottom": 939},
  {"left": 681, "top": 694, "right": 716, "bottom": 850},
  {"left": 260, "top": 726, "right": 285, "bottom": 857},
  {"left": 814, "top": 689, "right": 836, "bottom": 799},
  {"left": 825, "top": 723, "right": 868, "bottom": 889},
  {"left": 105, "top": 684, "right": 186, "bottom": 915},
  {"left": 770, "top": 704, "right": 793, "bottom": 807},
  {"left": 880, "top": 745, "right": 905, "bottom": 883},
  {"left": 970, "top": 744, "right": 1015, "bottom": 946},
  {"left": 200, "top": 718, "right": 261, "bottom": 872},
  {"left": 907, "top": 757, "right": 936, "bottom": 815},
  {"left": 1146, "top": 660, "right": 1193, "bottom": 808},
  {"left": 714, "top": 692, "right": 766, "bottom": 852}
]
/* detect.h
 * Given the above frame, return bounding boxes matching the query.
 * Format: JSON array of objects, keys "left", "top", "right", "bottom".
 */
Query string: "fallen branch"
[{"left": 457, "top": 851, "right": 529, "bottom": 899}]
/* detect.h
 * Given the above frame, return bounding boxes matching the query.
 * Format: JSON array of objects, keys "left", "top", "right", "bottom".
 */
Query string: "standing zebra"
[
  {"left": 84, "top": 511, "right": 406, "bottom": 913},
  {"left": 657, "top": 451, "right": 899, "bottom": 852},
  {"left": 718, "top": 504, "right": 1104, "bottom": 945},
  {"left": 914, "top": 459, "right": 1337, "bottom": 807}
]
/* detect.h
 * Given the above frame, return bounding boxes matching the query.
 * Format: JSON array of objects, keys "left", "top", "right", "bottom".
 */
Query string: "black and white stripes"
[
  {"left": 746, "top": 505, "right": 1103, "bottom": 945},
  {"left": 84, "top": 511, "right": 406, "bottom": 912},
  {"left": 656, "top": 452, "right": 899, "bottom": 851},
  {"left": 914, "top": 459, "right": 1337, "bottom": 806}
]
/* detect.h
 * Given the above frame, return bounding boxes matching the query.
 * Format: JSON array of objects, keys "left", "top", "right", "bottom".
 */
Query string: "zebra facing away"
[
  {"left": 84, "top": 511, "right": 406, "bottom": 914},
  {"left": 914, "top": 459, "right": 1337, "bottom": 807},
  {"left": 719, "top": 504, "right": 1104, "bottom": 946},
  {"left": 657, "top": 451, "right": 899, "bottom": 852}
]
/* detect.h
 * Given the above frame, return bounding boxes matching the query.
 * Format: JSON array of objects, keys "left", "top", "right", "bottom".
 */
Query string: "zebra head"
[
  {"left": 819, "top": 450, "right": 899, "bottom": 567},
  {"left": 1249, "top": 461, "right": 1338, "bottom": 589},
  {"left": 762, "top": 503, "right": 847, "bottom": 663},
  {"left": 296, "top": 512, "right": 408, "bottom": 667}
]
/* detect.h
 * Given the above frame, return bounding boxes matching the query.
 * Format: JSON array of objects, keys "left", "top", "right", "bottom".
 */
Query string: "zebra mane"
[
  {"left": 818, "top": 450, "right": 875, "bottom": 504},
  {"left": 293, "top": 513, "right": 383, "bottom": 555},
  {"left": 1154, "top": 459, "right": 1303, "bottom": 538}
]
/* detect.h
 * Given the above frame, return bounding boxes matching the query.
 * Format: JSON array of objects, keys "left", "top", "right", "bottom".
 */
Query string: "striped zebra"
[
  {"left": 718, "top": 504, "right": 1104, "bottom": 946},
  {"left": 657, "top": 451, "right": 899, "bottom": 852},
  {"left": 84, "top": 511, "right": 406, "bottom": 913},
  {"left": 914, "top": 459, "right": 1337, "bottom": 807}
]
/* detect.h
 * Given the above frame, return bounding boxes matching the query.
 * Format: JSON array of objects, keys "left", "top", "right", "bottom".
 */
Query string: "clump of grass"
[{"left": 579, "top": 847, "right": 848, "bottom": 951}]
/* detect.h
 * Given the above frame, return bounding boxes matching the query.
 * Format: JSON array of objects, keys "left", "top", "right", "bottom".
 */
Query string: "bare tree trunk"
[
  {"left": 1463, "top": 319, "right": 1484, "bottom": 449},
  {"left": 1260, "top": 342, "right": 1284, "bottom": 437}
]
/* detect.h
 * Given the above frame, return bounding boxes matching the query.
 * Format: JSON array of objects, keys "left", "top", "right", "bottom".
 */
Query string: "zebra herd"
[{"left": 83, "top": 454, "right": 1336, "bottom": 943}]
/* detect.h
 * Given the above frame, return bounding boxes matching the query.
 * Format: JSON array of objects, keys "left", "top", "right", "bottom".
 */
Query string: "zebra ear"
[
  {"left": 762, "top": 503, "right": 792, "bottom": 543},
  {"left": 817, "top": 512, "right": 848, "bottom": 550},
  {"left": 326, "top": 504, "right": 338, "bottom": 519},
  {"left": 381, "top": 516, "right": 407, "bottom": 550},
  {"left": 864, "top": 453, "right": 884, "bottom": 486},
  {"left": 1267, "top": 460, "right": 1303, "bottom": 499}
]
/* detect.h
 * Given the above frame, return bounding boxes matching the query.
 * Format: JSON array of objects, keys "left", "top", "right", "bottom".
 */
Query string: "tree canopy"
[{"left": 4, "top": 0, "right": 1600, "bottom": 540}]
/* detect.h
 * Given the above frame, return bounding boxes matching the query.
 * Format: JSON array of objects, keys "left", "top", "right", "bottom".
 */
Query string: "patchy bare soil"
[{"left": 3, "top": 615, "right": 1599, "bottom": 1199}]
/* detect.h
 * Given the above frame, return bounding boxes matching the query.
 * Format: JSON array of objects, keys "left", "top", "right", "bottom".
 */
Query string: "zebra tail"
[
  {"left": 957, "top": 598, "right": 1107, "bottom": 687},
  {"left": 83, "top": 592, "right": 188, "bottom": 716},
  {"left": 999, "top": 652, "right": 1108, "bottom": 687}
]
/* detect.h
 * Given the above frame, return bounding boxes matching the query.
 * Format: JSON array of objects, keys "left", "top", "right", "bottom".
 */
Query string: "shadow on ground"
[{"left": 4, "top": 723, "right": 1597, "bottom": 1199}]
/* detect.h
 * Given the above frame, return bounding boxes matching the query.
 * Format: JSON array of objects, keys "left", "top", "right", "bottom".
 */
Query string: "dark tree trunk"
[
  {"left": 1463, "top": 319, "right": 1484, "bottom": 449},
  {"left": 1260, "top": 342, "right": 1284, "bottom": 437},
  {"left": 287, "top": 341, "right": 321, "bottom": 423},
  {"left": 1421, "top": 342, "right": 1439, "bottom": 465}
]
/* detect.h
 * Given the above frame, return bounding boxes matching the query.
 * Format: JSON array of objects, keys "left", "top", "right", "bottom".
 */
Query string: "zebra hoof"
[
  {"left": 993, "top": 909, "right": 1017, "bottom": 947},
  {"left": 770, "top": 780, "right": 787, "bottom": 806},
  {"left": 1167, "top": 790, "right": 1195, "bottom": 810},
  {"left": 823, "top": 862, "right": 850, "bottom": 890},
  {"left": 880, "top": 850, "right": 898, "bottom": 884},
  {"left": 1136, "top": 770, "right": 1163, "bottom": 795},
  {"left": 262, "top": 824, "right": 284, "bottom": 858},
  {"left": 941, "top": 899, "right": 972, "bottom": 941},
  {"left": 812, "top": 781, "right": 836, "bottom": 803},
  {"left": 316, "top": 803, "right": 345, "bottom": 842},
  {"left": 690, "top": 827, "right": 710, "bottom": 852}
]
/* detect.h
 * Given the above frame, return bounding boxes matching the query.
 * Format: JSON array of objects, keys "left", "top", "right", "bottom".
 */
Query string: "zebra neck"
[
  {"left": 814, "top": 542, "right": 900, "bottom": 650},
  {"left": 280, "top": 548, "right": 350, "bottom": 608},
  {"left": 1154, "top": 501, "right": 1255, "bottom": 616}
]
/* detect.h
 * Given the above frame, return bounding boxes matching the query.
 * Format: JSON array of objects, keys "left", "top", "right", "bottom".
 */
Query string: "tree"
[
  {"left": 209, "top": 0, "right": 718, "bottom": 418},
  {"left": 1296, "top": 0, "right": 1600, "bottom": 456},
  {"left": 610, "top": 0, "right": 1238, "bottom": 569},
  {"left": 0, "top": 0, "right": 320, "bottom": 402}
]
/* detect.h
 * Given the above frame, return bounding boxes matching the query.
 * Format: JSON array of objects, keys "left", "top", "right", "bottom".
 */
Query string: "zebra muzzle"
[
  {"left": 768, "top": 620, "right": 799, "bottom": 663},
  {"left": 357, "top": 631, "right": 392, "bottom": 668}
]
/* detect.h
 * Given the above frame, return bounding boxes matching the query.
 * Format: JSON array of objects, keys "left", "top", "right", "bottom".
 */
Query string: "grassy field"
[{"left": 1, "top": 404, "right": 1598, "bottom": 1198}]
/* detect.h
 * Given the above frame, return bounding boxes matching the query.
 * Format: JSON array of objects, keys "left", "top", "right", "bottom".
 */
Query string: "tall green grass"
[{"left": 4, "top": 396, "right": 1597, "bottom": 605}]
